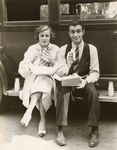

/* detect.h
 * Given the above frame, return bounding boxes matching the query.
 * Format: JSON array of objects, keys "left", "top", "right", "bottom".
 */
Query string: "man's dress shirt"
[{"left": 57, "top": 41, "right": 100, "bottom": 83}]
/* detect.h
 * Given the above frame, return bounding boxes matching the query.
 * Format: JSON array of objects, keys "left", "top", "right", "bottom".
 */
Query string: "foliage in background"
[{"left": 40, "top": 2, "right": 117, "bottom": 20}]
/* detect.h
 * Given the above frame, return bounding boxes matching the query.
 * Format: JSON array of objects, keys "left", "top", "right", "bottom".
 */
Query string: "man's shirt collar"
[{"left": 72, "top": 41, "right": 84, "bottom": 50}]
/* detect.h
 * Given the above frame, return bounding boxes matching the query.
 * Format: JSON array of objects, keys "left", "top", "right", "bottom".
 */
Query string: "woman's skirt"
[
  {"left": 30, "top": 75, "right": 54, "bottom": 111},
  {"left": 19, "top": 74, "right": 54, "bottom": 111}
]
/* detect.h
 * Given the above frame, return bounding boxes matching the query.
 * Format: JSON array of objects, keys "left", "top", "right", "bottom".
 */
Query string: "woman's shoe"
[
  {"left": 20, "top": 113, "right": 32, "bottom": 127},
  {"left": 38, "top": 122, "right": 46, "bottom": 137},
  {"left": 39, "top": 128, "right": 46, "bottom": 137}
]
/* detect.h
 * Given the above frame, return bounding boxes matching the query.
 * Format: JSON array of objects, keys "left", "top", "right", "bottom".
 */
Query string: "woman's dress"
[{"left": 18, "top": 43, "right": 61, "bottom": 111}]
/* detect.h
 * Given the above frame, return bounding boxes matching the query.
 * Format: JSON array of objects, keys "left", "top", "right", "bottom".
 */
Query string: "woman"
[{"left": 18, "top": 25, "right": 61, "bottom": 137}]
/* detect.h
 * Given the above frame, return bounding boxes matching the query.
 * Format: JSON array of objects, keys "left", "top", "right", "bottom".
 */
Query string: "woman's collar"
[{"left": 38, "top": 42, "right": 51, "bottom": 49}]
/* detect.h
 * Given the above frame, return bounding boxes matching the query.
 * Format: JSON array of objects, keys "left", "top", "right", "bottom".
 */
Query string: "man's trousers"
[{"left": 56, "top": 83, "right": 100, "bottom": 127}]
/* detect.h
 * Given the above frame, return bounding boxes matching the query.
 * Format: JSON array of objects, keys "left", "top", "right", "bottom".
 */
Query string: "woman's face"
[{"left": 39, "top": 29, "right": 50, "bottom": 47}]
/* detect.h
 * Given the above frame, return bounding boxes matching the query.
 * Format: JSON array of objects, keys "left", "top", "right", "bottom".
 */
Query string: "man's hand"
[
  {"left": 67, "top": 52, "right": 74, "bottom": 68},
  {"left": 76, "top": 79, "right": 87, "bottom": 89},
  {"left": 41, "top": 48, "right": 55, "bottom": 66}
]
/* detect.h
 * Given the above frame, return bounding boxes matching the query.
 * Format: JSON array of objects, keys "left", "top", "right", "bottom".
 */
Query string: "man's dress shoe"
[
  {"left": 56, "top": 130, "right": 66, "bottom": 146},
  {"left": 89, "top": 130, "right": 99, "bottom": 147}
]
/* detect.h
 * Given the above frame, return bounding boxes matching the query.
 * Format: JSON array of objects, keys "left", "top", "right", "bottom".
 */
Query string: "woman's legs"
[
  {"left": 20, "top": 90, "right": 50, "bottom": 137},
  {"left": 39, "top": 98, "right": 46, "bottom": 129},
  {"left": 20, "top": 92, "right": 42, "bottom": 126},
  {"left": 38, "top": 98, "right": 46, "bottom": 136}
]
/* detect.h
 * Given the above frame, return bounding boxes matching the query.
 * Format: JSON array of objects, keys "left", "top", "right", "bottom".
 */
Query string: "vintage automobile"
[{"left": 0, "top": 0, "right": 117, "bottom": 112}]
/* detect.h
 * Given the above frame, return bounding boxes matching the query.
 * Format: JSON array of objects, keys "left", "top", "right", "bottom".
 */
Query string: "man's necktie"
[{"left": 68, "top": 46, "right": 79, "bottom": 75}]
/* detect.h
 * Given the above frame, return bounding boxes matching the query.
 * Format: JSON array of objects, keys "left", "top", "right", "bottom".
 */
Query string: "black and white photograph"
[{"left": 0, "top": 0, "right": 117, "bottom": 149}]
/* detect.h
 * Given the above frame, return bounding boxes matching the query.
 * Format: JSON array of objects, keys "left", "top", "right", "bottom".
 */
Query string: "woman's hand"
[
  {"left": 41, "top": 48, "right": 55, "bottom": 66},
  {"left": 40, "top": 59, "right": 49, "bottom": 66},
  {"left": 30, "top": 55, "right": 38, "bottom": 63}
]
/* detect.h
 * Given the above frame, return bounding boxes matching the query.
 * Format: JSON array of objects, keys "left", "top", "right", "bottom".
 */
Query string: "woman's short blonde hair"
[{"left": 34, "top": 25, "right": 55, "bottom": 40}]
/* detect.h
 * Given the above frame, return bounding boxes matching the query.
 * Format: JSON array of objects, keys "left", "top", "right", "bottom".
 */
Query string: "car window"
[
  {"left": 5, "top": 0, "right": 48, "bottom": 21},
  {"left": 60, "top": 1, "right": 117, "bottom": 20}
]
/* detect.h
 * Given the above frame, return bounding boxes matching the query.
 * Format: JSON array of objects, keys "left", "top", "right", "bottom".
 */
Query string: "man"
[{"left": 56, "top": 19, "right": 100, "bottom": 147}]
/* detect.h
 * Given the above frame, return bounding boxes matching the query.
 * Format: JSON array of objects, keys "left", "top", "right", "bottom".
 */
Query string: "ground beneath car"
[{"left": 0, "top": 96, "right": 117, "bottom": 150}]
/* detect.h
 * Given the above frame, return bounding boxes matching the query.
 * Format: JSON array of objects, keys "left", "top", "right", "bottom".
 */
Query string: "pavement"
[{"left": 0, "top": 96, "right": 117, "bottom": 150}]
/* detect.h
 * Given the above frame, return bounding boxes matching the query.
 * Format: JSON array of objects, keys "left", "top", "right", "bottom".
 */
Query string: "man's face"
[{"left": 69, "top": 25, "right": 85, "bottom": 45}]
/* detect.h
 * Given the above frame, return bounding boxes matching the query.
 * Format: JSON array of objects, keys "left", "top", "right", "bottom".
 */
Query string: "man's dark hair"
[{"left": 68, "top": 19, "right": 85, "bottom": 31}]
